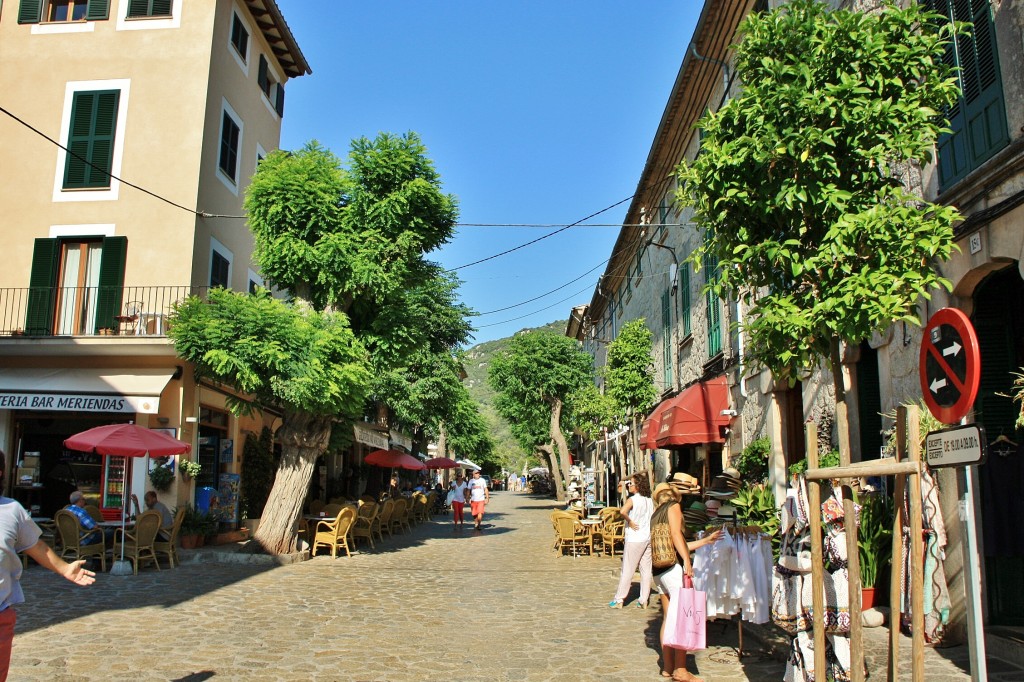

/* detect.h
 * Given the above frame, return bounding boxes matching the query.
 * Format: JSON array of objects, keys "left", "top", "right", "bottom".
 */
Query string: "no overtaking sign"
[{"left": 919, "top": 307, "right": 981, "bottom": 425}]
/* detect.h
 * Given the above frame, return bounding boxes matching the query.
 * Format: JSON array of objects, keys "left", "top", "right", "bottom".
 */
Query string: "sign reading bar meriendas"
[{"left": 925, "top": 423, "right": 986, "bottom": 469}]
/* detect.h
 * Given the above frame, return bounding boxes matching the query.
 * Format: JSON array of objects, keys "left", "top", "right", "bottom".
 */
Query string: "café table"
[{"left": 579, "top": 518, "right": 603, "bottom": 557}]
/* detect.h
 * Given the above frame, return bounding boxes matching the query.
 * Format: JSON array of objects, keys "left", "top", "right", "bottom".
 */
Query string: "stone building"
[{"left": 571, "top": 0, "right": 1024, "bottom": 644}]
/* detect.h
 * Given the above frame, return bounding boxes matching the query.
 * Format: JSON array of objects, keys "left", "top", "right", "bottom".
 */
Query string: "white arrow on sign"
[
  {"left": 930, "top": 377, "right": 947, "bottom": 393},
  {"left": 943, "top": 341, "right": 962, "bottom": 357}
]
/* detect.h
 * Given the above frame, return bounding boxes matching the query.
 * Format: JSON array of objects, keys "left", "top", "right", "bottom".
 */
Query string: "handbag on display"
[{"left": 663, "top": 575, "right": 707, "bottom": 651}]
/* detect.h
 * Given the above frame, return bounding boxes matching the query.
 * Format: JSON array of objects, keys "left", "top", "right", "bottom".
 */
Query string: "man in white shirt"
[{"left": 468, "top": 470, "right": 490, "bottom": 531}]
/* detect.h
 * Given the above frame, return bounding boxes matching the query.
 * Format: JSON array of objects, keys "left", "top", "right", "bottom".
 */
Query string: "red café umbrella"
[
  {"left": 423, "top": 456, "right": 459, "bottom": 469},
  {"left": 64, "top": 423, "right": 191, "bottom": 575},
  {"left": 364, "top": 449, "right": 426, "bottom": 471}
]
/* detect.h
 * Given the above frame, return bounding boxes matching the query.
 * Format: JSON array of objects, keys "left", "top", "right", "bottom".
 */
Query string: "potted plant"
[
  {"left": 856, "top": 492, "right": 894, "bottom": 609},
  {"left": 148, "top": 462, "right": 174, "bottom": 492},
  {"left": 179, "top": 459, "right": 202, "bottom": 480},
  {"left": 178, "top": 505, "right": 215, "bottom": 549}
]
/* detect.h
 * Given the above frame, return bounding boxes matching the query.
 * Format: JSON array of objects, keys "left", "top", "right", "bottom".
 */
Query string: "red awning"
[
  {"left": 654, "top": 376, "right": 732, "bottom": 448},
  {"left": 639, "top": 405, "right": 665, "bottom": 450}
]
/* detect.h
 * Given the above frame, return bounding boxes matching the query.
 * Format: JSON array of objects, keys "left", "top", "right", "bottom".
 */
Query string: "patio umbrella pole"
[{"left": 109, "top": 460, "right": 133, "bottom": 576}]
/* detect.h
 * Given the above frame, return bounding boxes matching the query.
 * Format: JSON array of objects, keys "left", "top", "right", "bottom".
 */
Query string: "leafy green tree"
[
  {"left": 488, "top": 331, "right": 592, "bottom": 500},
  {"left": 604, "top": 318, "right": 657, "bottom": 476},
  {"left": 171, "top": 135, "right": 461, "bottom": 554},
  {"left": 678, "top": 0, "right": 962, "bottom": 455},
  {"left": 240, "top": 427, "right": 277, "bottom": 521}
]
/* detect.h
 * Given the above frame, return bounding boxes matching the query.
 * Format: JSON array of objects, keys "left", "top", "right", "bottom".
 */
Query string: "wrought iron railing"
[{"left": 0, "top": 285, "right": 209, "bottom": 337}]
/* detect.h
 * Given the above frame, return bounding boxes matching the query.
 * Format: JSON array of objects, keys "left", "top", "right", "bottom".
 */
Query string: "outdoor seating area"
[
  {"left": 550, "top": 506, "right": 624, "bottom": 558},
  {"left": 302, "top": 491, "right": 438, "bottom": 559}
]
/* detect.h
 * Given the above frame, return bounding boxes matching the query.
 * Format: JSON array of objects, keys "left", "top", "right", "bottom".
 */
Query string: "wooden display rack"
[{"left": 803, "top": 404, "right": 926, "bottom": 682}]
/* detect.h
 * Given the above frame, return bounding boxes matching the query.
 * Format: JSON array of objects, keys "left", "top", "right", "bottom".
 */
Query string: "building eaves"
[
  {"left": 587, "top": 0, "right": 753, "bottom": 321},
  {"left": 244, "top": 0, "right": 312, "bottom": 79}
]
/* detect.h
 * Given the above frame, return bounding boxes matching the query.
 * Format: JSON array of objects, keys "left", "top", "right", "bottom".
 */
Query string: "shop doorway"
[
  {"left": 856, "top": 342, "right": 884, "bottom": 461},
  {"left": 973, "top": 264, "right": 1024, "bottom": 626},
  {"left": 779, "top": 381, "right": 806, "bottom": 470}
]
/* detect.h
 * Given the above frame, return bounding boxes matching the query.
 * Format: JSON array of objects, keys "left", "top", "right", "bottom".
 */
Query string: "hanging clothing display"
[
  {"left": 771, "top": 475, "right": 853, "bottom": 682},
  {"left": 899, "top": 466, "right": 951, "bottom": 643},
  {"left": 692, "top": 526, "right": 772, "bottom": 624}
]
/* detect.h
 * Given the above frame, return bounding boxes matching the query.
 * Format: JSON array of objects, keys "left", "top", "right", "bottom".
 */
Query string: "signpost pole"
[{"left": 960, "top": 458, "right": 987, "bottom": 682}]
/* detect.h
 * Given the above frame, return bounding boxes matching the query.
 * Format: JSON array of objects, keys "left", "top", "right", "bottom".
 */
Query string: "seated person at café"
[
  {"left": 135, "top": 491, "right": 174, "bottom": 539},
  {"left": 65, "top": 491, "right": 114, "bottom": 544}
]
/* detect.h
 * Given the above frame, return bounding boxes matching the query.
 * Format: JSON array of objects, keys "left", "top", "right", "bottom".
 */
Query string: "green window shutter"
[
  {"left": 64, "top": 90, "right": 119, "bottom": 190},
  {"left": 219, "top": 113, "right": 240, "bottom": 181},
  {"left": 931, "top": 0, "right": 1007, "bottom": 188},
  {"left": 86, "top": 0, "right": 110, "bottom": 21},
  {"left": 257, "top": 55, "right": 270, "bottom": 95},
  {"left": 152, "top": 0, "right": 172, "bottom": 16},
  {"left": 662, "top": 290, "right": 673, "bottom": 388},
  {"left": 275, "top": 84, "right": 285, "bottom": 117},
  {"left": 127, "top": 0, "right": 149, "bottom": 17},
  {"left": 704, "top": 243, "right": 721, "bottom": 356},
  {"left": 679, "top": 261, "right": 691, "bottom": 337},
  {"left": 25, "top": 239, "right": 59, "bottom": 335},
  {"left": 18, "top": 0, "right": 43, "bottom": 23},
  {"left": 94, "top": 237, "right": 127, "bottom": 332}
]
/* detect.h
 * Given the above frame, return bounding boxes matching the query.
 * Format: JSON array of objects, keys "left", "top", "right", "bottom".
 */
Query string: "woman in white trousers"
[{"left": 609, "top": 472, "right": 654, "bottom": 608}]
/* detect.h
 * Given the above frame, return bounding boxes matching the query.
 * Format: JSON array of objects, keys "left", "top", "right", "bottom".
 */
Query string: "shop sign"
[
  {"left": 925, "top": 423, "right": 986, "bottom": 469},
  {"left": 389, "top": 429, "right": 412, "bottom": 452},
  {"left": 353, "top": 423, "right": 388, "bottom": 450},
  {"left": 0, "top": 391, "right": 157, "bottom": 413}
]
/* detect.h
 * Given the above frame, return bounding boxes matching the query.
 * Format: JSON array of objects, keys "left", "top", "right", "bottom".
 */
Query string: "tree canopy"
[
  {"left": 488, "top": 331, "right": 593, "bottom": 499},
  {"left": 678, "top": 0, "right": 963, "bottom": 380}
]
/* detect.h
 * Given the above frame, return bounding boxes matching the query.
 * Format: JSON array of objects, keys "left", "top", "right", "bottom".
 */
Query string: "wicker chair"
[
  {"left": 377, "top": 499, "right": 395, "bottom": 539},
  {"left": 84, "top": 504, "right": 104, "bottom": 523},
  {"left": 311, "top": 507, "right": 356, "bottom": 558},
  {"left": 389, "top": 498, "right": 408, "bottom": 534},
  {"left": 599, "top": 518, "right": 626, "bottom": 557},
  {"left": 153, "top": 507, "right": 186, "bottom": 568},
  {"left": 552, "top": 512, "right": 590, "bottom": 557},
  {"left": 351, "top": 501, "right": 378, "bottom": 549},
  {"left": 113, "top": 510, "right": 162, "bottom": 574},
  {"left": 55, "top": 510, "right": 106, "bottom": 572},
  {"left": 412, "top": 494, "right": 430, "bottom": 524}
]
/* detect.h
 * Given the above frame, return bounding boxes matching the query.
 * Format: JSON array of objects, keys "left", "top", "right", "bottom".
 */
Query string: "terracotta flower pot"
[
  {"left": 180, "top": 534, "right": 201, "bottom": 549},
  {"left": 862, "top": 587, "right": 877, "bottom": 610}
]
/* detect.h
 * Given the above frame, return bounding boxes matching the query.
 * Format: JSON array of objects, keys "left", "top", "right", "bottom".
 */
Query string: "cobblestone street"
[{"left": 8, "top": 492, "right": 987, "bottom": 681}]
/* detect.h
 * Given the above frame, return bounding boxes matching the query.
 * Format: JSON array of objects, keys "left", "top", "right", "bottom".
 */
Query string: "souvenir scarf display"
[
  {"left": 771, "top": 475, "right": 854, "bottom": 682},
  {"left": 899, "top": 466, "right": 951, "bottom": 643}
]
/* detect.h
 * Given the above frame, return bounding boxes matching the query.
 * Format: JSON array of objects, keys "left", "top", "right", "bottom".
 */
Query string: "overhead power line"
[
  {"left": 469, "top": 258, "right": 610, "bottom": 317},
  {"left": 448, "top": 195, "right": 634, "bottom": 271},
  {"left": 473, "top": 283, "right": 597, "bottom": 329}
]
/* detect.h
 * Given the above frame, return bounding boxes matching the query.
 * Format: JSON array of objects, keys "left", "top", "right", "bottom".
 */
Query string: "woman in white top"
[{"left": 609, "top": 472, "right": 655, "bottom": 609}]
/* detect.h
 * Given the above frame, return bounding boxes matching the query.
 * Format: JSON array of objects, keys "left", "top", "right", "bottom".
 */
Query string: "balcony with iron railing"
[{"left": 0, "top": 285, "right": 209, "bottom": 338}]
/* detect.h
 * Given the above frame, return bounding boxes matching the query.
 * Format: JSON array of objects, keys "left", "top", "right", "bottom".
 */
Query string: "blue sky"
[{"left": 277, "top": 2, "right": 702, "bottom": 345}]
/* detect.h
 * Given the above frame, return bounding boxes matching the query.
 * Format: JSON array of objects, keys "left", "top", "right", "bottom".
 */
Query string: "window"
[
  {"left": 679, "top": 261, "right": 691, "bottom": 337},
  {"left": 126, "top": 0, "right": 170, "bottom": 17},
  {"left": 210, "top": 250, "right": 230, "bottom": 288},
  {"left": 927, "top": 0, "right": 1008, "bottom": 188},
  {"left": 64, "top": 90, "right": 120, "bottom": 190},
  {"left": 257, "top": 55, "right": 286, "bottom": 117},
  {"left": 218, "top": 108, "right": 241, "bottom": 185},
  {"left": 25, "top": 236, "right": 127, "bottom": 335},
  {"left": 230, "top": 11, "right": 249, "bottom": 62},
  {"left": 661, "top": 290, "right": 673, "bottom": 389},
  {"left": 704, "top": 247, "right": 722, "bottom": 356},
  {"left": 19, "top": 0, "right": 109, "bottom": 22}
]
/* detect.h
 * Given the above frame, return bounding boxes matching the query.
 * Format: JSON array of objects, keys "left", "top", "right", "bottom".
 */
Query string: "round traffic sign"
[{"left": 919, "top": 307, "right": 981, "bottom": 424}]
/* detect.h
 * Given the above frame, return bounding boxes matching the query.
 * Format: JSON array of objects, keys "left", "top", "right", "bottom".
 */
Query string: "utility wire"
[
  {"left": 0, "top": 103, "right": 242, "bottom": 219},
  {"left": 449, "top": 195, "right": 634, "bottom": 271},
  {"left": 469, "top": 258, "right": 610, "bottom": 317},
  {"left": 473, "top": 283, "right": 597, "bottom": 329}
]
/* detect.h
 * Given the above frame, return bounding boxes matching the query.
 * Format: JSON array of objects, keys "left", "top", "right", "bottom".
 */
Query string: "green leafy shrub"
[
  {"left": 788, "top": 449, "right": 840, "bottom": 475},
  {"left": 179, "top": 459, "right": 202, "bottom": 478},
  {"left": 734, "top": 437, "right": 770, "bottom": 483},
  {"left": 240, "top": 427, "right": 275, "bottom": 519},
  {"left": 178, "top": 504, "right": 218, "bottom": 537},
  {"left": 856, "top": 492, "right": 894, "bottom": 588},
  {"left": 733, "top": 483, "right": 781, "bottom": 561}
]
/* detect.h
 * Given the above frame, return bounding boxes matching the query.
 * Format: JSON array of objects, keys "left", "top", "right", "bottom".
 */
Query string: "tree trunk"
[
  {"left": 250, "top": 411, "right": 332, "bottom": 555},
  {"left": 437, "top": 422, "right": 447, "bottom": 459},
  {"left": 550, "top": 398, "right": 573, "bottom": 499},
  {"left": 538, "top": 443, "right": 565, "bottom": 502},
  {"left": 619, "top": 432, "right": 630, "bottom": 476},
  {"left": 629, "top": 414, "right": 647, "bottom": 478}
]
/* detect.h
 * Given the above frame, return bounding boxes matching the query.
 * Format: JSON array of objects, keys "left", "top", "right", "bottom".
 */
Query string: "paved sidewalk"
[{"left": 5, "top": 492, "right": 994, "bottom": 680}]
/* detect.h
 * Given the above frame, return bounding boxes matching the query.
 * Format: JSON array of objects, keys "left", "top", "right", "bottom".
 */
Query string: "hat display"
[
  {"left": 669, "top": 471, "right": 701, "bottom": 496},
  {"left": 652, "top": 483, "right": 679, "bottom": 502},
  {"left": 683, "top": 508, "right": 709, "bottom": 527}
]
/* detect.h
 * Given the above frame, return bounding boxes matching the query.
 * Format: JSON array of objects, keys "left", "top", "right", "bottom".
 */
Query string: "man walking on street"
[{"left": 468, "top": 470, "right": 490, "bottom": 530}]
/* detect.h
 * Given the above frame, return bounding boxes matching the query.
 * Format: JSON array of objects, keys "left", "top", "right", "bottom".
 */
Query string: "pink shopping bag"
[{"left": 663, "top": 575, "right": 707, "bottom": 651}]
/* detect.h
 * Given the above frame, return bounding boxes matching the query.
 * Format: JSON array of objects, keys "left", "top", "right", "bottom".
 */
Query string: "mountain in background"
[{"left": 462, "top": 319, "right": 568, "bottom": 471}]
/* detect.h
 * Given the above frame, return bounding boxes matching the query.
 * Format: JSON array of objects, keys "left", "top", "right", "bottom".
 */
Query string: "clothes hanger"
[{"left": 993, "top": 434, "right": 1018, "bottom": 447}]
